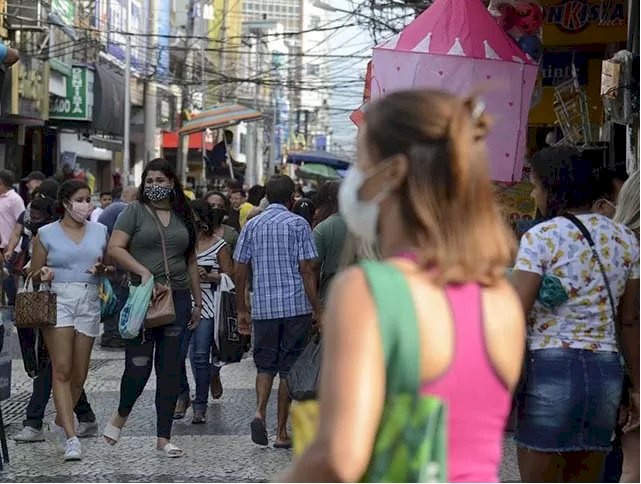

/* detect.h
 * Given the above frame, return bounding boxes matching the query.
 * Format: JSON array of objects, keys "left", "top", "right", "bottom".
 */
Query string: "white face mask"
[{"left": 338, "top": 165, "right": 388, "bottom": 244}]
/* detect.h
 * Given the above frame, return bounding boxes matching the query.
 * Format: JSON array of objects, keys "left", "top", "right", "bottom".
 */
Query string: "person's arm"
[
  {"left": 11, "top": 195, "right": 25, "bottom": 223},
  {"left": 29, "top": 235, "right": 52, "bottom": 282},
  {"left": 509, "top": 228, "right": 547, "bottom": 314},
  {"left": 207, "top": 244, "right": 233, "bottom": 283},
  {"left": 4, "top": 220, "right": 23, "bottom": 257},
  {"left": 2, "top": 46, "right": 19, "bottom": 66},
  {"left": 279, "top": 268, "right": 385, "bottom": 482},
  {"left": 234, "top": 262, "right": 250, "bottom": 334},
  {"left": 313, "top": 223, "right": 327, "bottom": 267},
  {"left": 108, "top": 230, "right": 151, "bottom": 282},
  {"left": 187, "top": 250, "right": 202, "bottom": 329},
  {"left": 299, "top": 224, "right": 321, "bottom": 318},
  {"left": 619, "top": 278, "right": 640, "bottom": 390},
  {"left": 300, "top": 259, "right": 320, "bottom": 317},
  {"left": 509, "top": 271, "right": 542, "bottom": 315}
]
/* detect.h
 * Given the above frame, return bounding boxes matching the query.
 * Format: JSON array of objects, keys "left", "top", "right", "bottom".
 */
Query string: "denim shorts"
[
  {"left": 515, "top": 348, "right": 623, "bottom": 452},
  {"left": 253, "top": 314, "right": 312, "bottom": 378}
]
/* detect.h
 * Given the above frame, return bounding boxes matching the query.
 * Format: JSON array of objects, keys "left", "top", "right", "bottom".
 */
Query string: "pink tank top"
[{"left": 422, "top": 283, "right": 510, "bottom": 482}]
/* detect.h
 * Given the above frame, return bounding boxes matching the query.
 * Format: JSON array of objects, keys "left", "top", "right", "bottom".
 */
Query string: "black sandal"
[{"left": 250, "top": 418, "right": 268, "bottom": 446}]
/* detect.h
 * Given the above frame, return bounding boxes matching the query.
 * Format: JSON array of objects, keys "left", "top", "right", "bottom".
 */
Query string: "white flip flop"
[
  {"left": 157, "top": 442, "right": 184, "bottom": 458},
  {"left": 103, "top": 414, "right": 123, "bottom": 445}
]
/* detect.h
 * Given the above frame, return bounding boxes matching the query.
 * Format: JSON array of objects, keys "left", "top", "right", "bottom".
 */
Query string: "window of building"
[
  {"left": 307, "top": 64, "right": 319, "bottom": 76},
  {"left": 310, "top": 15, "right": 320, "bottom": 29}
]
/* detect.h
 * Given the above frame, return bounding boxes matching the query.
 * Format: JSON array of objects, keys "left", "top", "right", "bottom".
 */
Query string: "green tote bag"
[{"left": 360, "top": 261, "right": 448, "bottom": 483}]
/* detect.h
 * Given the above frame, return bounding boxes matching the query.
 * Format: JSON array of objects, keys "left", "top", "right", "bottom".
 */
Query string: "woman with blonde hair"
[
  {"left": 614, "top": 170, "right": 640, "bottom": 234},
  {"left": 279, "top": 89, "right": 524, "bottom": 482},
  {"left": 614, "top": 170, "right": 640, "bottom": 483}
]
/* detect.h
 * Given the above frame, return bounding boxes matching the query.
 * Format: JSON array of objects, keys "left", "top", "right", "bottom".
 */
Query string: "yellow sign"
[{"left": 540, "top": 0, "right": 627, "bottom": 46}]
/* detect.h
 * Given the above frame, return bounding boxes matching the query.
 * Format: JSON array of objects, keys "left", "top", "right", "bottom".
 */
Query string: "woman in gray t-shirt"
[{"left": 102, "top": 159, "right": 203, "bottom": 458}]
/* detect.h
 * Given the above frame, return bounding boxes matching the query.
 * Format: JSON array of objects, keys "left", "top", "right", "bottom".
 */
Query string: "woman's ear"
[{"left": 386, "top": 154, "right": 409, "bottom": 192}]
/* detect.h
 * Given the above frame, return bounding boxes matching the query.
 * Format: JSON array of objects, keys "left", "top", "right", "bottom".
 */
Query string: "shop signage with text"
[
  {"left": 541, "top": 0, "right": 626, "bottom": 45},
  {"left": 50, "top": 67, "right": 94, "bottom": 120}
]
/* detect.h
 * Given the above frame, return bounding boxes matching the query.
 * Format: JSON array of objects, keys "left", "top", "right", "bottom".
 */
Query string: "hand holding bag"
[
  {"left": 14, "top": 273, "right": 57, "bottom": 329},
  {"left": 144, "top": 206, "right": 176, "bottom": 328}
]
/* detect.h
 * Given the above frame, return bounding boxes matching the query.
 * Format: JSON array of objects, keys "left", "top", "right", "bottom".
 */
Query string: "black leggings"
[{"left": 117, "top": 290, "right": 191, "bottom": 439}]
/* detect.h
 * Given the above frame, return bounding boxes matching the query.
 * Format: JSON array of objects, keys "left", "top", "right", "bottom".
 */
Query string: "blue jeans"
[
  {"left": 189, "top": 318, "right": 215, "bottom": 411},
  {"left": 178, "top": 318, "right": 221, "bottom": 405},
  {"left": 516, "top": 348, "right": 623, "bottom": 452}
]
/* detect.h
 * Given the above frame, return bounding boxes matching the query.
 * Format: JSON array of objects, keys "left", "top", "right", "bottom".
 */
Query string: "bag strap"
[
  {"left": 144, "top": 205, "right": 171, "bottom": 283},
  {"left": 360, "top": 260, "right": 421, "bottom": 395},
  {"left": 562, "top": 213, "right": 617, "bottom": 320}
]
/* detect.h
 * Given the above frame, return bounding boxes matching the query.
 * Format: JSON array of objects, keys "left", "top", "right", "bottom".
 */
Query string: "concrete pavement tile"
[{"left": 1, "top": 435, "right": 290, "bottom": 482}]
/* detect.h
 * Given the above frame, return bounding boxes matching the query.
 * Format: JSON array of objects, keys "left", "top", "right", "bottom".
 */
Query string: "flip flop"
[
  {"left": 103, "top": 413, "right": 124, "bottom": 446},
  {"left": 250, "top": 418, "right": 268, "bottom": 446},
  {"left": 157, "top": 442, "right": 184, "bottom": 458},
  {"left": 274, "top": 441, "right": 292, "bottom": 449}
]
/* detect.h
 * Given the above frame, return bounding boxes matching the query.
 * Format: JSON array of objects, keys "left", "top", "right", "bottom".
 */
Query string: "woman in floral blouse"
[{"left": 510, "top": 147, "right": 639, "bottom": 482}]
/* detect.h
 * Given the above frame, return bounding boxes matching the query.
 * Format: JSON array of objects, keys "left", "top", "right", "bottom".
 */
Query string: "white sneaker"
[
  {"left": 45, "top": 421, "right": 67, "bottom": 454},
  {"left": 14, "top": 426, "right": 45, "bottom": 443},
  {"left": 64, "top": 437, "right": 82, "bottom": 461},
  {"left": 76, "top": 421, "right": 99, "bottom": 438}
]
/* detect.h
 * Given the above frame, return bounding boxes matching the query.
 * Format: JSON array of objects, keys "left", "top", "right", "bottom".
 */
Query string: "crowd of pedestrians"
[{"left": 0, "top": 88, "right": 638, "bottom": 483}]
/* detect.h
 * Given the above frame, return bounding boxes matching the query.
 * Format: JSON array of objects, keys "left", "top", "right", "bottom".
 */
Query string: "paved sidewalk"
[{"left": 0, "top": 335, "right": 521, "bottom": 482}]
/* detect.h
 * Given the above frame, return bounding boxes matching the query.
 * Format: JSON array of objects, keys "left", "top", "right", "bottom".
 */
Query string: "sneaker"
[
  {"left": 14, "top": 426, "right": 45, "bottom": 443},
  {"left": 45, "top": 421, "right": 67, "bottom": 454},
  {"left": 64, "top": 437, "right": 82, "bottom": 461},
  {"left": 76, "top": 421, "right": 99, "bottom": 438}
]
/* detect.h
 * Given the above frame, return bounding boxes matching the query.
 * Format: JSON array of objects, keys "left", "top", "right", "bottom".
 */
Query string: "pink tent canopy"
[{"left": 369, "top": 0, "right": 538, "bottom": 182}]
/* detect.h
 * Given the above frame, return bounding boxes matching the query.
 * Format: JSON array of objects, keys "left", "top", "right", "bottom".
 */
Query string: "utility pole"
[
  {"left": 144, "top": 0, "right": 158, "bottom": 164},
  {"left": 247, "top": 32, "right": 263, "bottom": 187},
  {"left": 218, "top": 0, "right": 229, "bottom": 102},
  {"left": 177, "top": 0, "right": 197, "bottom": 185},
  {"left": 200, "top": 9, "right": 206, "bottom": 181},
  {"left": 123, "top": 0, "right": 132, "bottom": 183}
]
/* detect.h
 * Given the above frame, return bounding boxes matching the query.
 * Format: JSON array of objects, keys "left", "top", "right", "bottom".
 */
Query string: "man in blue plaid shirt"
[{"left": 233, "top": 175, "right": 320, "bottom": 449}]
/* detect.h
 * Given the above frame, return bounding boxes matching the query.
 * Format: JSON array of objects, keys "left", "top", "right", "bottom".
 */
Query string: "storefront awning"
[
  {"left": 178, "top": 104, "right": 262, "bottom": 136},
  {"left": 93, "top": 65, "right": 125, "bottom": 136}
]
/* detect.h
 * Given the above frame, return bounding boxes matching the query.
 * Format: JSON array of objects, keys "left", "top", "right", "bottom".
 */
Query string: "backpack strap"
[{"left": 360, "top": 260, "right": 421, "bottom": 395}]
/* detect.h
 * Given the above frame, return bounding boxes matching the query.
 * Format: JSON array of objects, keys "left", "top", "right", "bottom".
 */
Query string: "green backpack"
[{"left": 360, "top": 261, "right": 448, "bottom": 483}]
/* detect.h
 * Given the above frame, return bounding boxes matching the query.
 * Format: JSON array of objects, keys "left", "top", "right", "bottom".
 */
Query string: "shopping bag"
[
  {"left": 99, "top": 278, "right": 119, "bottom": 319},
  {"left": 291, "top": 400, "right": 320, "bottom": 455},
  {"left": 288, "top": 334, "right": 321, "bottom": 401},
  {"left": 119, "top": 277, "right": 154, "bottom": 339},
  {"left": 213, "top": 274, "right": 248, "bottom": 364}
]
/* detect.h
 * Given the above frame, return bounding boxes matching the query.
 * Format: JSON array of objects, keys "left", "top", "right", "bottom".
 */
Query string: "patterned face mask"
[{"left": 144, "top": 184, "right": 172, "bottom": 202}]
